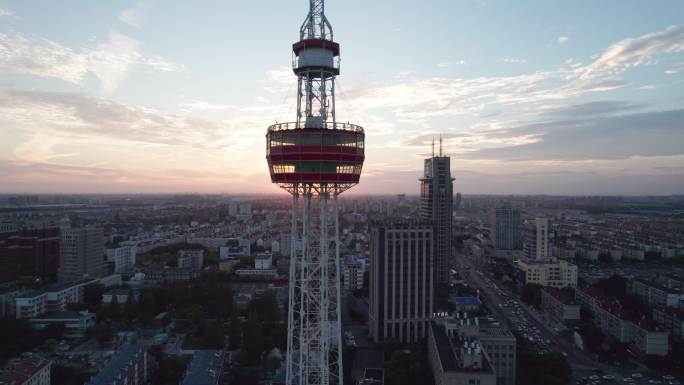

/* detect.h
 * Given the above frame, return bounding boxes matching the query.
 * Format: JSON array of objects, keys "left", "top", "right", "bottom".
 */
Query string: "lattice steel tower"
[{"left": 265, "top": 1, "right": 364, "bottom": 384}]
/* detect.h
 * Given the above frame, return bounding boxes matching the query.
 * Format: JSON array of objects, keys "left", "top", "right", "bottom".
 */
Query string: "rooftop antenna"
[
  {"left": 439, "top": 134, "right": 443, "bottom": 156},
  {"left": 432, "top": 136, "right": 435, "bottom": 157}
]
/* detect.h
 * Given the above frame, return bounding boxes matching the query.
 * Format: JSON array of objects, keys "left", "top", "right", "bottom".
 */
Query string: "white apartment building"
[
  {"left": 15, "top": 279, "right": 95, "bottom": 319},
  {"left": 516, "top": 258, "right": 578, "bottom": 288},
  {"left": 106, "top": 244, "right": 137, "bottom": 273}
]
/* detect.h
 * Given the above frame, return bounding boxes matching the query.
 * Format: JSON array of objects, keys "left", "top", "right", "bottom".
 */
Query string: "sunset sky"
[{"left": 1, "top": 0, "right": 683, "bottom": 195}]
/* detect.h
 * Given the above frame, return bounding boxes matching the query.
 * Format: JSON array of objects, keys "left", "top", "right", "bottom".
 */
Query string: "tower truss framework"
[{"left": 265, "top": 1, "right": 364, "bottom": 385}]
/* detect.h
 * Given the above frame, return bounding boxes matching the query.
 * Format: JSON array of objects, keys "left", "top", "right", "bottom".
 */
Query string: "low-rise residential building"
[
  {"left": 85, "top": 344, "right": 148, "bottom": 385},
  {"left": 0, "top": 287, "right": 29, "bottom": 317},
  {"left": 102, "top": 289, "right": 138, "bottom": 305},
  {"left": 181, "top": 350, "right": 224, "bottom": 385},
  {"left": 576, "top": 286, "right": 669, "bottom": 356},
  {"left": 0, "top": 357, "right": 51, "bottom": 385},
  {"left": 143, "top": 267, "right": 200, "bottom": 283},
  {"left": 177, "top": 250, "right": 204, "bottom": 271},
  {"left": 653, "top": 306, "right": 684, "bottom": 341},
  {"left": 541, "top": 287, "right": 580, "bottom": 322},
  {"left": 219, "top": 238, "right": 250, "bottom": 259},
  {"left": 255, "top": 253, "right": 273, "bottom": 270},
  {"left": 515, "top": 258, "right": 577, "bottom": 288},
  {"left": 15, "top": 279, "right": 95, "bottom": 319},
  {"left": 628, "top": 278, "right": 684, "bottom": 309},
  {"left": 29, "top": 310, "right": 95, "bottom": 337},
  {"left": 235, "top": 253, "right": 278, "bottom": 278}
]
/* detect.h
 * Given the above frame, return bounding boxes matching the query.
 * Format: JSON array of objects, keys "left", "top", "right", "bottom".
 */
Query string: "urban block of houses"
[
  {"left": 541, "top": 287, "right": 580, "bottom": 322},
  {"left": 576, "top": 286, "right": 669, "bottom": 356}
]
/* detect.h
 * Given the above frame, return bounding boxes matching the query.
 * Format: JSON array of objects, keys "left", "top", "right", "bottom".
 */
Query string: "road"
[{"left": 454, "top": 252, "right": 644, "bottom": 384}]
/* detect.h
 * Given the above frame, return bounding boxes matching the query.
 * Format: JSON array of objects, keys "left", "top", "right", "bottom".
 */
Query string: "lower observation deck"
[{"left": 266, "top": 122, "right": 365, "bottom": 194}]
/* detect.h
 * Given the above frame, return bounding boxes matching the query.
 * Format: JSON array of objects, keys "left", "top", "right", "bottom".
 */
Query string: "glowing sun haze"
[{"left": 1, "top": 0, "right": 683, "bottom": 195}]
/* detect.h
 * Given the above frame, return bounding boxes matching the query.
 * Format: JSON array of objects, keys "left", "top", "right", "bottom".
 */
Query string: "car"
[
  {"left": 663, "top": 376, "right": 675, "bottom": 381},
  {"left": 648, "top": 381, "right": 662, "bottom": 385},
  {"left": 589, "top": 375, "right": 600, "bottom": 380},
  {"left": 623, "top": 378, "right": 634, "bottom": 383},
  {"left": 633, "top": 373, "right": 644, "bottom": 379},
  {"left": 603, "top": 375, "right": 615, "bottom": 380}
]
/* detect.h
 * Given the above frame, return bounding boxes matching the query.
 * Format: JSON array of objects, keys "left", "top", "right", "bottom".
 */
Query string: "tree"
[
  {"left": 202, "top": 320, "right": 224, "bottom": 349},
  {"left": 241, "top": 316, "right": 264, "bottom": 365},
  {"left": 90, "top": 323, "right": 115, "bottom": 345},
  {"left": 83, "top": 283, "right": 106, "bottom": 309},
  {"left": 228, "top": 314, "right": 242, "bottom": 350},
  {"left": 108, "top": 295, "right": 121, "bottom": 321},
  {"left": 520, "top": 283, "right": 542, "bottom": 308},
  {"left": 139, "top": 291, "right": 157, "bottom": 324},
  {"left": 596, "top": 275, "right": 627, "bottom": 299},
  {"left": 124, "top": 290, "right": 137, "bottom": 321}
]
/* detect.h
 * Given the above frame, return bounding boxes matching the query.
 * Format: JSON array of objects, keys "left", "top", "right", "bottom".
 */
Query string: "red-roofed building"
[
  {"left": 541, "top": 287, "right": 580, "bottom": 321},
  {"left": 576, "top": 286, "right": 669, "bottom": 356},
  {"left": 0, "top": 357, "right": 51, "bottom": 385}
]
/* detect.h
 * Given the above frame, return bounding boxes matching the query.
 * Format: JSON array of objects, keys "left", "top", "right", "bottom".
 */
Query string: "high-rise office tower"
[
  {"left": 369, "top": 223, "right": 434, "bottom": 344},
  {"left": 535, "top": 217, "right": 550, "bottom": 260},
  {"left": 490, "top": 207, "right": 521, "bottom": 251},
  {"left": 59, "top": 226, "right": 104, "bottom": 282},
  {"left": 420, "top": 138, "right": 454, "bottom": 284}
]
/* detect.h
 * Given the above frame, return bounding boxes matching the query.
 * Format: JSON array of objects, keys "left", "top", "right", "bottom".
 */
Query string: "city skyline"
[{"left": 1, "top": 0, "right": 684, "bottom": 195}]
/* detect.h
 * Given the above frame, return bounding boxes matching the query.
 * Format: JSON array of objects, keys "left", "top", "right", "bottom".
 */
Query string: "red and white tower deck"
[{"left": 266, "top": 1, "right": 364, "bottom": 384}]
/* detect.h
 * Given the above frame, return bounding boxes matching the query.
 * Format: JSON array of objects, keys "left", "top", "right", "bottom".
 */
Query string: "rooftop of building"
[
  {"left": 632, "top": 277, "right": 683, "bottom": 295},
  {"left": 86, "top": 344, "right": 143, "bottom": 385},
  {"left": 181, "top": 350, "right": 223, "bottom": 385},
  {"left": 448, "top": 296, "right": 482, "bottom": 306},
  {"left": 18, "top": 279, "right": 95, "bottom": 299},
  {"left": 0, "top": 356, "right": 50, "bottom": 385},
  {"left": 31, "top": 310, "right": 93, "bottom": 320},
  {"left": 431, "top": 321, "right": 459, "bottom": 371},
  {"left": 542, "top": 286, "right": 577, "bottom": 305},
  {"left": 655, "top": 305, "right": 684, "bottom": 320}
]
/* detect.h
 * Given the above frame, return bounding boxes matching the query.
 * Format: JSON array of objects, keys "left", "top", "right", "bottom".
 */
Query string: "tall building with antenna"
[
  {"left": 420, "top": 135, "right": 454, "bottom": 285},
  {"left": 265, "top": 1, "right": 364, "bottom": 384}
]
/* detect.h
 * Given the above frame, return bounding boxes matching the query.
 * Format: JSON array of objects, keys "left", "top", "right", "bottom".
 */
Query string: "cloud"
[
  {"left": 558, "top": 36, "right": 570, "bottom": 44},
  {"left": 403, "top": 132, "right": 472, "bottom": 147},
  {"left": 0, "top": 6, "right": 15, "bottom": 18},
  {"left": 0, "top": 90, "right": 241, "bottom": 149},
  {"left": 179, "top": 100, "right": 235, "bottom": 111},
  {"left": 118, "top": 1, "right": 152, "bottom": 28},
  {"left": 464, "top": 109, "right": 684, "bottom": 161},
  {"left": 437, "top": 60, "right": 466, "bottom": 68},
  {"left": 0, "top": 30, "right": 182, "bottom": 92},
  {"left": 503, "top": 58, "right": 527, "bottom": 64},
  {"left": 637, "top": 85, "right": 656, "bottom": 90},
  {"left": 264, "top": 67, "right": 294, "bottom": 84},
  {"left": 540, "top": 101, "right": 645, "bottom": 117},
  {"left": 334, "top": 26, "right": 683, "bottom": 126},
  {"left": 579, "top": 25, "right": 684, "bottom": 82}
]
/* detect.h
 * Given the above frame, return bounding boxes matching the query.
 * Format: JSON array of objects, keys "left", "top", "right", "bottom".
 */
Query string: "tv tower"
[{"left": 265, "top": 1, "right": 364, "bottom": 384}]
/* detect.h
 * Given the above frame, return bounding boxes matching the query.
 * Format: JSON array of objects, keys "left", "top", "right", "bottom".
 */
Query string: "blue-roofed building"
[
  {"left": 85, "top": 344, "right": 147, "bottom": 385},
  {"left": 448, "top": 296, "right": 482, "bottom": 312},
  {"left": 181, "top": 350, "right": 224, "bottom": 385}
]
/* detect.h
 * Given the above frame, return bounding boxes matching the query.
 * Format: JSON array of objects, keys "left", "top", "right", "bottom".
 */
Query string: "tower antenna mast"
[{"left": 266, "top": 1, "right": 364, "bottom": 384}]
